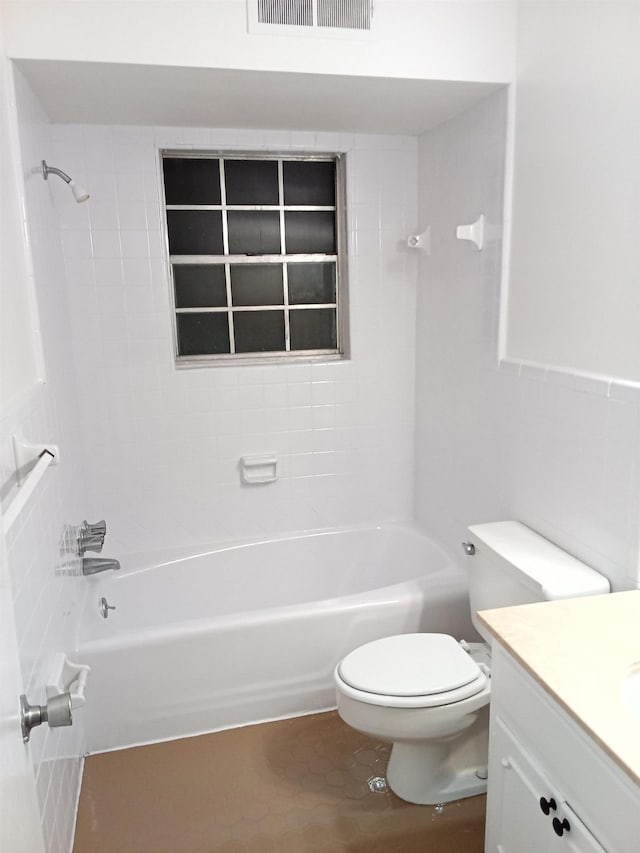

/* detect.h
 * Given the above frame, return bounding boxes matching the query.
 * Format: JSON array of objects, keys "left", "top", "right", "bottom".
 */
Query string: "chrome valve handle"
[
  {"left": 20, "top": 692, "right": 72, "bottom": 743},
  {"left": 77, "top": 520, "right": 107, "bottom": 555}
]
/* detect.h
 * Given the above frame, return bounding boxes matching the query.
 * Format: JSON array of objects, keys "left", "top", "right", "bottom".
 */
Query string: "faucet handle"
[{"left": 77, "top": 520, "right": 107, "bottom": 555}]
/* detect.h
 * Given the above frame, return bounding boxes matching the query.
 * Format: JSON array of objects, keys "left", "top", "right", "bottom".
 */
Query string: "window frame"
[{"left": 159, "top": 149, "right": 349, "bottom": 367}]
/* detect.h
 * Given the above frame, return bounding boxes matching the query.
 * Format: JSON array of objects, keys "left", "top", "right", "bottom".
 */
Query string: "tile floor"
[{"left": 73, "top": 711, "right": 486, "bottom": 852}]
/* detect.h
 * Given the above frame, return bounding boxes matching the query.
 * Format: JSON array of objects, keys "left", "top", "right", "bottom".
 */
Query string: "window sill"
[{"left": 175, "top": 352, "right": 348, "bottom": 370}]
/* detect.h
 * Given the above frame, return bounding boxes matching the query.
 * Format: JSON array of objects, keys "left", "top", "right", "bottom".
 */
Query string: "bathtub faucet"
[{"left": 82, "top": 557, "right": 121, "bottom": 576}]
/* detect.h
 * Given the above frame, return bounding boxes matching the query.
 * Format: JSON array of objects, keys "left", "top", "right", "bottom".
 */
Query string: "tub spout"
[{"left": 82, "top": 557, "right": 120, "bottom": 576}]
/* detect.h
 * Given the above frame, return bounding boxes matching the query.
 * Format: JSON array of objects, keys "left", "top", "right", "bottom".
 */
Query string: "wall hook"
[
  {"left": 407, "top": 226, "right": 431, "bottom": 255},
  {"left": 456, "top": 214, "right": 485, "bottom": 251}
]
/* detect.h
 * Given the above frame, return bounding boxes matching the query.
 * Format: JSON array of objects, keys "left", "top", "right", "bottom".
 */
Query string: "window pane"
[
  {"left": 289, "top": 308, "right": 337, "bottom": 350},
  {"left": 288, "top": 263, "right": 336, "bottom": 304},
  {"left": 283, "top": 161, "right": 335, "bottom": 206},
  {"left": 230, "top": 265, "right": 283, "bottom": 306},
  {"left": 174, "top": 265, "right": 227, "bottom": 308},
  {"left": 176, "top": 312, "right": 230, "bottom": 356},
  {"left": 234, "top": 311, "right": 285, "bottom": 353},
  {"left": 167, "top": 211, "right": 224, "bottom": 255},
  {"left": 163, "top": 158, "right": 221, "bottom": 205},
  {"left": 225, "top": 160, "right": 279, "bottom": 205},
  {"left": 227, "top": 211, "right": 281, "bottom": 255},
  {"left": 284, "top": 212, "right": 335, "bottom": 254}
]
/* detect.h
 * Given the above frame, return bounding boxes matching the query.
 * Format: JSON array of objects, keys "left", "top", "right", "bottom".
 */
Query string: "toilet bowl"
[
  {"left": 334, "top": 633, "right": 491, "bottom": 805},
  {"left": 334, "top": 521, "right": 611, "bottom": 806}
]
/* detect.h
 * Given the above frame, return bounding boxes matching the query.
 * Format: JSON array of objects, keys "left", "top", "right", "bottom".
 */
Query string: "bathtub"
[{"left": 77, "top": 523, "right": 473, "bottom": 753}]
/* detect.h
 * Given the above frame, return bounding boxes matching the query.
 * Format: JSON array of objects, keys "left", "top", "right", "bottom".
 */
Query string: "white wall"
[
  {"left": 415, "top": 88, "right": 640, "bottom": 593},
  {"left": 0, "top": 69, "right": 89, "bottom": 853},
  {"left": 3, "top": 0, "right": 516, "bottom": 84},
  {"left": 506, "top": 1, "right": 640, "bottom": 380},
  {"left": 52, "top": 124, "right": 418, "bottom": 556},
  {"left": 0, "top": 50, "right": 41, "bottom": 406}
]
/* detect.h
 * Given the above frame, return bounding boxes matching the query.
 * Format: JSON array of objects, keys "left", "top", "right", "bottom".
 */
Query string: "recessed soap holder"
[
  {"left": 239, "top": 455, "right": 278, "bottom": 485},
  {"left": 47, "top": 653, "right": 91, "bottom": 709}
]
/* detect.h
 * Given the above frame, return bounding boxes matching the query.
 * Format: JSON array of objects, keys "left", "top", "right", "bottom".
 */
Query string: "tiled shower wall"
[
  {"left": 51, "top": 125, "right": 418, "bottom": 556},
  {"left": 415, "top": 88, "right": 640, "bottom": 592},
  {"left": 0, "top": 69, "right": 88, "bottom": 853}
]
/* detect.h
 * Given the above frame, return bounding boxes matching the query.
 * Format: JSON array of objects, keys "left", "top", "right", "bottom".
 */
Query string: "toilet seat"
[{"left": 336, "top": 633, "right": 488, "bottom": 709}]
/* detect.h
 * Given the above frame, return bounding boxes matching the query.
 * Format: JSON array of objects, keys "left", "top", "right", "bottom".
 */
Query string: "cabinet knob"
[
  {"left": 552, "top": 817, "right": 571, "bottom": 837},
  {"left": 539, "top": 797, "right": 557, "bottom": 815}
]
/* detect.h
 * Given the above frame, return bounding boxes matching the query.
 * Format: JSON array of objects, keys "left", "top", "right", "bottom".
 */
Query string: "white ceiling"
[{"left": 17, "top": 60, "right": 504, "bottom": 135}]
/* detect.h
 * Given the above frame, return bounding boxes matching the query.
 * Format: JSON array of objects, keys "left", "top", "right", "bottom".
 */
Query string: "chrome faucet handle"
[
  {"left": 20, "top": 692, "right": 72, "bottom": 743},
  {"left": 78, "top": 520, "right": 107, "bottom": 555}
]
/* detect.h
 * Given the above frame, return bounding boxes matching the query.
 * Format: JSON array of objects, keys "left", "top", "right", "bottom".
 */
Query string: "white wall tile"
[
  {"left": 415, "top": 88, "right": 640, "bottom": 592},
  {"left": 1, "top": 71, "right": 89, "bottom": 853},
  {"left": 54, "top": 125, "right": 417, "bottom": 556}
]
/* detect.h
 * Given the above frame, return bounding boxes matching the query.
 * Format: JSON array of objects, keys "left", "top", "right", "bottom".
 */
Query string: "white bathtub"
[{"left": 77, "top": 523, "right": 473, "bottom": 753}]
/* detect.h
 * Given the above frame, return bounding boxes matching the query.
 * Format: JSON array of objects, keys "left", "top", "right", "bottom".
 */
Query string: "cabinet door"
[{"left": 487, "top": 717, "right": 606, "bottom": 853}]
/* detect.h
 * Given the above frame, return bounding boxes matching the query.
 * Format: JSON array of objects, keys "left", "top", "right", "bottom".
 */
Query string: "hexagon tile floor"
[{"left": 73, "top": 711, "right": 486, "bottom": 852}]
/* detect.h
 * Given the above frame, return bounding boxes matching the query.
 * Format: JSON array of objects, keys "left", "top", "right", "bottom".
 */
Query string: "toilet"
[{"left": 334, "top": 521, "right": 610, "bottom": 805}]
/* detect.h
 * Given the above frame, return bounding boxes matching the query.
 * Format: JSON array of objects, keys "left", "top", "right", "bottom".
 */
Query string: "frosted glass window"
[
  {"left": 283, "top": 161, "right": 336, "bottom": 206},
  {"left": 176, "top": 313, "right": 230, "bottom": 356},
  {"left": 163, "top": 158, "right": 221, "bottom": 205},
  {"left": 234, "top": 311, "right": 285, "bottom": 353},
  {"left": 288, "top": 263, "right": 336, "bottom": 304},
  {"left": 230, "top": 265, "right": 283, "bottom": 306},
  {"left": 290, "top": 309, "right": 337, "bottom": 351},
  {"left": 285, "top": 212, "right": 335, "bottom": 254},
  {"left": 167, "top": 211, "right": 224, "bottom": 255},
  {"left": 162, "top": 151, "right": 346, "bottom": 363},
  {"left": 225, "top": 160, "right": 279, "bottom": 205},
  {"left": 227, "top": 211, "right": 281, "bottom": 255},
  {"left": 174, "top": 266, "right": 227, "bottom": 308}
]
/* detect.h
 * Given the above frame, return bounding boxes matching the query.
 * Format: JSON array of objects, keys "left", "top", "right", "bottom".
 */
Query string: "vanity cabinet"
[
  {"left": 489, "top": 716, "right": 604, "bottom": 851},
  {"left": 486, "top": 643, "right": 639, "bottom": 853}
]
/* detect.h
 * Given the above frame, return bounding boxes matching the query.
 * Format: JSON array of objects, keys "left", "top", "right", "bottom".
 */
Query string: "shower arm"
[{"left": 41, "top": 160, "right": 72, "bottom": 184}]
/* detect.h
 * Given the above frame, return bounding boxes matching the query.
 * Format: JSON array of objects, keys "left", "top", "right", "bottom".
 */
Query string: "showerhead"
[
  {"left": 41, "top": 160, "right": 90, "bottom": 204},
  {"left": 69, "top": 180, "right": 90, "bottom": 203}
]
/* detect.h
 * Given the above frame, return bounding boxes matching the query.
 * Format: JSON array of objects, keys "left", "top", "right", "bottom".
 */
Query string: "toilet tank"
[{"left": 465, "top": 521, "right": 610, "bottom": 643}]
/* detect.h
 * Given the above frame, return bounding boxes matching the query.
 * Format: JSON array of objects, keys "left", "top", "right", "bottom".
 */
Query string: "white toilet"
[{"left": 334, "top": 521, "right": 610, "bottom": 805}]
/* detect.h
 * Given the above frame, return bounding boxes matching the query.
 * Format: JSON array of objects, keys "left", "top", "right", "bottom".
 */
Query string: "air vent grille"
[
  {"left": 317, "top": 0, "right": 371, "bottom": 30},
  {"left": 254, "top": 0, "right": 372, "bottom": 31},
  {"left": 257, "top": 0, "right": 313, "bottom": 27}
]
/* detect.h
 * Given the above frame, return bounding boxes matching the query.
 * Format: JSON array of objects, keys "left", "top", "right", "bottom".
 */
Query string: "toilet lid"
[{"left": 338, "top": 634, "right": 482, "bottom": 698}]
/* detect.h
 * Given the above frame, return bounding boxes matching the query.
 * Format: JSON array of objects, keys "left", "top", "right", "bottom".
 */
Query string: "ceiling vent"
[{"left": 248, "top": 0, "right": 374, "bottom": 36}]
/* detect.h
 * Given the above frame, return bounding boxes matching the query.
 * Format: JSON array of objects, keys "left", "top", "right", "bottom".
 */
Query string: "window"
[{"left": 161, "top": 151, "right": 347, "bottom": 364}]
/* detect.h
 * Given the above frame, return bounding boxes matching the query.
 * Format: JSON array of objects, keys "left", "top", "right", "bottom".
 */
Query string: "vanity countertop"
[{"left": 478, "top": 589, "right": 640, "bottom": 786}]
